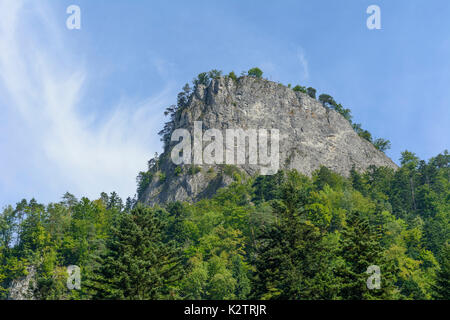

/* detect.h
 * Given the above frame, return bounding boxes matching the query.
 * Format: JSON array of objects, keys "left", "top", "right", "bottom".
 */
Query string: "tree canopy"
[{"left": 1, "top": 150, "right": 448, "bottom": 300}]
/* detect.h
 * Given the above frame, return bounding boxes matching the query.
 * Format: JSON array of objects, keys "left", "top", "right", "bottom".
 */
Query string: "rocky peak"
[{"left": 141, "top": 75, "right": 397, "bottom": 205}]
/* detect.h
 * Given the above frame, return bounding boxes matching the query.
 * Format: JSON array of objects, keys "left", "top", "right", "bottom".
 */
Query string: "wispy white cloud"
[
  {"left": 296, "top": 47, "right": 309, "bottom": 81},
  {"left": 0, "top": 0, "right": 173, "bottom": 205}
]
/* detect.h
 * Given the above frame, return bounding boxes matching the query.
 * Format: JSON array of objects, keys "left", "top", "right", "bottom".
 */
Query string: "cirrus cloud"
[{"left": 0, "top": 0, "right": 173, "bottom": 206}]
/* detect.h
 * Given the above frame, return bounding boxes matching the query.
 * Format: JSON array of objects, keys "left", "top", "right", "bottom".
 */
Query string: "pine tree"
[
  {"left": 338, "top": 212, "right": 397, "bottom": 299},
  {"left": 253, "top": 172, "right": 338, "bottom": 299},
  {"left": 433, "top": 243, "right": 450, "bottom": 299},
  {"left": 91, "top": 204, "right": 183, "bottom": 299}
]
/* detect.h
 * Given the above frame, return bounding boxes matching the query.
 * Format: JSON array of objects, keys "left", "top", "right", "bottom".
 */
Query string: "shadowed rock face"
[{"left": 141, "top": 76, "right": 398, "bottom": 205}]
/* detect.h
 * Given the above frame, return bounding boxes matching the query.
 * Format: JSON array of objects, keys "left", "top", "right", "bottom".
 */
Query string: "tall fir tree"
[
  {"left": 338, "top": 212, "right": 397, "bottom": 299},
  {"left": 90, "top": 204, "right": 183, "bottom": 299},
  {"left": 432, "top": 243, "right": 450, "bottom": 299},
  {"left": 253, "top": 172, "right": 339, "bottom": 299}
]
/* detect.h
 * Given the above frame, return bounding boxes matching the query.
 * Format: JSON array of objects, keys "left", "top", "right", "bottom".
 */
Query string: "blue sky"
[{"left": 0, "top": 0, "right": 449, "bottom": 207}]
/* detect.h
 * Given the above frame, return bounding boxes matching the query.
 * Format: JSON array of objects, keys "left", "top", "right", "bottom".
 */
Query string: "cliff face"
[{"left": 141, "top": 76, "right": 397, "bottom": 205}]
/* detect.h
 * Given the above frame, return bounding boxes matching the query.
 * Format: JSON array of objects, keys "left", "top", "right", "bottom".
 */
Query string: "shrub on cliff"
[{"left": 247, "top": 67, "right": 263, "bottom": 78}]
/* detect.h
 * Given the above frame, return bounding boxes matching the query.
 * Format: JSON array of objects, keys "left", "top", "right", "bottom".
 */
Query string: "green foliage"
[
  {"left": 188, "top": 165, "right": 202, "bottom": 175},
  {"left": 174, "top": 166, "right": 182, "bottom": 176},
  {"left": 307, "top": 87, "right": 317, "bottom": 99},
  {"left": 373, "top": 138, "right": 392, "bottom": 152},
  {"left": 92, "top": 205, "right": 183, "bottom": 299},
  {"left": 319, "top": 94, "right": 352, "bottom": 122},
  {"left": 247, "top": 67, "right": 263, "bottom": 78},
  {"left": 293, "top": 85, "right": 307, "bottom": 93},
  {"left": 338, "top": 212, "right": 397, "bottom": 299},
  {"left": 319, "top": 94, "right": 337, "bottom": 108},
  {"left": 160, "top": 83, "right": 192, "bottom": 151},
  {"left": 0, "top": 194, "right": 123, "bottom": 299},
  {"left": 222, "top": 165, "right": 240, "bottom": 178},
  {"left": 253, "top": 172, "right": 340, "bottom": 299},
  {"left": 1, "top": 150, "right": 448, "bottom": 300},
  {"left": 208, "top": 69, "right": 222, "bottom": 80},
  {"left": 252, "top": 171, "right": 285, "bottom": 203},
  {"left": 193, "top": 70, "right": 223, "bottom": 88},
  {"left": 359, "top": 130, "right": 373, "bottom": 143},
  {"left": 313, "top": 166, "right": 346, "bottom": 191},
  {"left": 333, "top": 103, "right": 352, "bottom": 123},
  {"left": 228, "top": 71, "right": 237, "bottom": 82},
  {"left": 433, "top": 243, "right": 450, "bottom": 299},
  {"left": 352, "top": 123, "right": 373, "bottom": 143},
  {"left": 158, "top": 172, "right": 167, "bottom": 183},
  {"left": 193, "top": 72, "right": 210, "bottom": 87},
  {"left": 136, "top": 171, "right": 153, "bottom": 198}
]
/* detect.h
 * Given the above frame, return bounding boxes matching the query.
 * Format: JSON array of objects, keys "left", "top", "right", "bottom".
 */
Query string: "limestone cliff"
[{"left": 141, "top": 76, "right": 397, "bottom": 205}]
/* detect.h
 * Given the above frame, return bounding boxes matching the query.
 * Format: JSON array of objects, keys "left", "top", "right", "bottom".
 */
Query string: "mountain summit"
[{"left": 139, "top": 75, "right": 397, "bottom": 205}]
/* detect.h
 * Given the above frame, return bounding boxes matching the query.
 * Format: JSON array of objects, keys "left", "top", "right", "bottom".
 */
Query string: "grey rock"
[
  {"left": 141, "top": 76, "right": 397, "bottom": 205},
  {"left": 8, "top": 266, "right": 36, "bottom": 300}
]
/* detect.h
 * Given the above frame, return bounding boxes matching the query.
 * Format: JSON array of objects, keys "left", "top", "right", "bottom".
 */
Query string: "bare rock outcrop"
[
  {"left": 8, "top": 266, "right": 36, "bottom": 300},
  {"left": 141, "top": 76, "right": 397, "bottom": 205}
]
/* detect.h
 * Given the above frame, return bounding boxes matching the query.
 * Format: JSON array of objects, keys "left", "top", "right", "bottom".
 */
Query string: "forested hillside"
[{"left": 1, "top": 150, "right": 448, "bottom": 300}]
